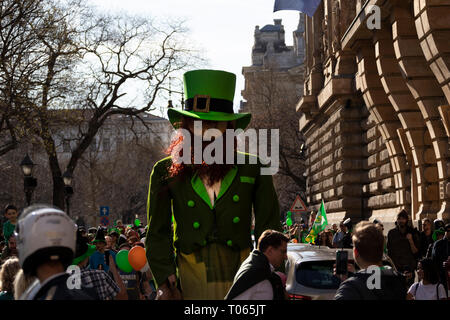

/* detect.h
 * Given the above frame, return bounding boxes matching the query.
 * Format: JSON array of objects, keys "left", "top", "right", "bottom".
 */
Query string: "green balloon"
[
  {"left": 287, "top": 211, "right": 292, "bottom": 218},
  {"left": 115, "top": 250, "right": 133, "bottom": 273},
  {"left": 286, "top": 217, "right": 293, "bottom": 227},
  {"left": 134, "top": 219, "right": 141, "bottom": 227}
]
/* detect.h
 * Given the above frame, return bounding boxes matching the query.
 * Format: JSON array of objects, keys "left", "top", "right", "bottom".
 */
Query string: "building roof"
[{"left": 260, "top": 24, "right": 283, "bottom": 32}]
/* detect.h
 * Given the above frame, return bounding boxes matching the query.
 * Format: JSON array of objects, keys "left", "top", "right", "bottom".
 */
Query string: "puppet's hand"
[{"left": 156, "top": 275, "right": 183, "bottom": 300}]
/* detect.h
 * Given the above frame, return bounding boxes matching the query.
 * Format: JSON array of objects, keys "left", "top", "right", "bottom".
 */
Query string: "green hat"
[
  {"left": 72, "top": 230, "right": 96, "bottom": 265},
  {"left": 432, "top": 227, "right": 445, "bottom": 242},
  {"left": 167, "top": 69, "right": 251, "bottom": 130}
]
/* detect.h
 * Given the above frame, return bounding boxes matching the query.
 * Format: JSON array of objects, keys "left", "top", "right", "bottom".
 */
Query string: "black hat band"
[{"left": 184, "top": 96, "right": 233, "bottom": 114}]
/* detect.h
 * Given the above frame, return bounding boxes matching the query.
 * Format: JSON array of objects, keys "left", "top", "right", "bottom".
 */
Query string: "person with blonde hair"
[
  {"left": 0, "top": 257, "right": 20, "bottom": 300},
  {"left": 13, "top": 269, "right": 37, "bottom": 300}
]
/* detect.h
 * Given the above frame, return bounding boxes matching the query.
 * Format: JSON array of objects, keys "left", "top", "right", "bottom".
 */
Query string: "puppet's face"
[{"left": 188, "top": 120, "right": 228, "bottom": 137}]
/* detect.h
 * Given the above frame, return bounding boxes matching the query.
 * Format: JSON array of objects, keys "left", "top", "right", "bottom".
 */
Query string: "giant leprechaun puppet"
[{"left": 145, "top": 69, "right": 282, "bottom": 300}]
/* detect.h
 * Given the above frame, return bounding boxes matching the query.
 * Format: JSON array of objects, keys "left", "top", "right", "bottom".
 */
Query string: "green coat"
[{"left": 145, "top": 152, "right": 282, "bottom": 286}]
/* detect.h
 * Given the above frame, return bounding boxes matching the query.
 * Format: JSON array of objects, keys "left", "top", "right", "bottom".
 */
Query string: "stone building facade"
[
  {"left": 241, "top": 17, "right": 307, "bottom": 220},
  {"left": 297, "top": 0, "right": 450, "bottom": 230}
]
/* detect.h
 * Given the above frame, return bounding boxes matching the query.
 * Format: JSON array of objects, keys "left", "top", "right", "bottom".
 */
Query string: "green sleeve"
[
  {"left": 145, "top": 161, "right": 176, "bottom": 287},
  {"left": 252, "top": 167, "right": 282, "bottom": 242},
  {"left": 3, "top": 221, "right": 14, "bottom": 243}
]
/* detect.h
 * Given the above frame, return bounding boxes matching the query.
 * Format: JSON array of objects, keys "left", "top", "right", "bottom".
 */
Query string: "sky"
[{"left": 89, "top": 0, "right": 302, "bottom": 117}]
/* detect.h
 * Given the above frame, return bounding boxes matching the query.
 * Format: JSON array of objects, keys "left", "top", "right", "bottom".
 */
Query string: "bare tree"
[
  {"left": 0, "top": 0, "right": 200, "bottom": 209},
  {"left": 73, "top": 127, "right": 166, "bottom": 227},
  {"left": 0, "top": 0, "right": 43, "bottom": 156},
  {"left": 243, "top": 65, "right": 306, "bottom": 213}
]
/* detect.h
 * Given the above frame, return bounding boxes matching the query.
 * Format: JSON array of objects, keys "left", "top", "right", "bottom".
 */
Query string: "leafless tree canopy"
[
  {"left": 243, "top": 65, "right": 306, "bottom": 213},
  {"left": 0, "top": 0, "right": 201, "bottom": 209}
]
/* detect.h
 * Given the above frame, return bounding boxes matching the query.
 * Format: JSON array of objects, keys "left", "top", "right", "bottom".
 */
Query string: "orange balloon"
[{"left": 128, "top": 246, "right": 147, "bottom": 271}]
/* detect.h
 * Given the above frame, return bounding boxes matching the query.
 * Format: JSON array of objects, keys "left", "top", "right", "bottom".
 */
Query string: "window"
[
  {"left": 295, "top": 261, "right": 341, "bottom": 289},
  {"left": 103, "top": 138, "right": 110, "bottom": 152},
  {"left": 116, "top": 137, "right": 123, "bottom": 149}
]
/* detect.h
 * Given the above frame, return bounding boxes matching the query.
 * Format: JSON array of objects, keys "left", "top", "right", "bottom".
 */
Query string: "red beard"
[{"left": 166, "top": 129, "right": 237, "bottom": 186}]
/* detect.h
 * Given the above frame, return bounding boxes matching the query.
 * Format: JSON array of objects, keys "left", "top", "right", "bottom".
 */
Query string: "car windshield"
[{"left": 296, "top": 260, "right": 341, "bottom": 290}]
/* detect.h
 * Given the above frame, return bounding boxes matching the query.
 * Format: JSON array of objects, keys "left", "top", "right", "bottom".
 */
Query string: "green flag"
[
  {"left": 305, "top": 200, "right": 328, "bottom": 244},
  {"left": 286, "top": 211, "right": 293, "bottom": 227}
]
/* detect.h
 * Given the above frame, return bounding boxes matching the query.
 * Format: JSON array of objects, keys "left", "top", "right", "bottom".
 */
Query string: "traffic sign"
[
  {"left": 100, "top": 216, "right": 110, "bottom": 226},
  {"left": 100, "top": 206, "right": 110, "bottom": 216},
  {"left": 290, "top": 195, "right": 308, "bottom": 213}
]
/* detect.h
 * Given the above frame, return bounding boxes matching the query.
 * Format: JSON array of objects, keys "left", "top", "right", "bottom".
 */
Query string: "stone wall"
[{"left": 297, "top": 0, "right": 450, "bottom": 230}]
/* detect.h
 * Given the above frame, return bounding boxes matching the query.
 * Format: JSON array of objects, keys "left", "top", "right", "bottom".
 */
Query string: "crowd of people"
[
  {"left": 1, "top": 201, "right": 449, "bottom": 300},
  {"left": 0, "top": 204, "right": 156, "bottom": 300},
  {"left": 283, "top": 209, "right": 450, "bottom": 300}
]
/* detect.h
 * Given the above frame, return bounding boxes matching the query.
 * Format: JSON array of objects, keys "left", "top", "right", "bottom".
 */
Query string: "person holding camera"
[
  {"left": 387, "top": 210, "right": 420, "bottom": 287},
  {"left": 334, "top": 221, "right": 407, "bottom": 300}
]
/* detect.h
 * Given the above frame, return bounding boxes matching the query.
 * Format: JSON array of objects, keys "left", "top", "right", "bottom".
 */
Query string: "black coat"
[
  {"left": 225, "top": 250, "right": 285, "bottom": 300},
  {"left": 419, "top": 232, "right": 434, "bottom": 259},
  {"left": 34, "top": 273, "right": 95, "bottom": 300},
  {"left": 335, "top": 268, "right": 407, "bottom": 300},
  {"left": 387, "top": 226, "right": 420, "bottom": 271},
  {"left": 431, "top": 238, "right": 450, "bottom": 289}
]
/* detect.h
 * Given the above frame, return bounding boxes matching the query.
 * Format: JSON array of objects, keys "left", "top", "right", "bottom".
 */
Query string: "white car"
[{"left": 285, "top": 243, "right": 395, "bottom": 300}]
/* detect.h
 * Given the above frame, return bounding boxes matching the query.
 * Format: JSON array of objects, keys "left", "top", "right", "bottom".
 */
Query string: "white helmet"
[{"left": 15, "top": 204, "right": 77, "bottom": 275}]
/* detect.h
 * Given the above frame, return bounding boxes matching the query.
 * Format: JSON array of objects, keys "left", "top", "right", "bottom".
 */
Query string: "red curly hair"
[{"left": 166, "top": 116, "right": 237, "bottom": 186}]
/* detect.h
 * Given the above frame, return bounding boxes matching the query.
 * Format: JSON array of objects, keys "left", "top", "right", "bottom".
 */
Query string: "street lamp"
[
  {"left": 20, "top": 154, "right": 37, "bottom": 206},
  {"left": 63, "top": 170, "right": 74, "bottom": 217}
]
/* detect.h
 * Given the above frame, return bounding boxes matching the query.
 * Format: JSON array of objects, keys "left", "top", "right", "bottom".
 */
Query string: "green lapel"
[
  {"left": 216, "top": 165, "right": 238, "bottom": 205},
  {"left": 190, "top": 166, "right": 238, "bottom": 209},
  {"left": 191, "top": 172, "right": 213, "bottom": 209}
]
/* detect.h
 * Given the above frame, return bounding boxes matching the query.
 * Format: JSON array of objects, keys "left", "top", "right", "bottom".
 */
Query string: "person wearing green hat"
[
  {"left": 145, "top": 69, "right": 282, "bottom": 300},
  {"left": 72, "top": 229, "right": 127, "bottom": 300},
  {"left": 89, "top": 227, "right": 115, "bottom": 273}
]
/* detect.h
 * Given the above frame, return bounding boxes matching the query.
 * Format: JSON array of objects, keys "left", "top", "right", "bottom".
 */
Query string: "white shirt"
[
  {"left": 408, "top": 281, "right": 447, "bottom": 300},
  {"left": 232, "top": 264, "right": 276, "bottom": 300}
]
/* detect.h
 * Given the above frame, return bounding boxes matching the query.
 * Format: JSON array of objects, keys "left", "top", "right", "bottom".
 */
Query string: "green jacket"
[{"left": 145, "top": 152, "right": 282, "bottom": 286}]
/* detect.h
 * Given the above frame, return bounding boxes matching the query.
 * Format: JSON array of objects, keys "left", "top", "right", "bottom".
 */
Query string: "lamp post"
[
  {"left": 20, "top": 154, "right": 37, "bottom": 206},
  {"left": 63, "top": 170, "right": 74, "bottom": 217}
]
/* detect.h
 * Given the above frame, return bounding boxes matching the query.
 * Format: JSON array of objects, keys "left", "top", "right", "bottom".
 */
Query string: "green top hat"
[{"left": 167, "top": 69, "right": 251, "bottom": 130}]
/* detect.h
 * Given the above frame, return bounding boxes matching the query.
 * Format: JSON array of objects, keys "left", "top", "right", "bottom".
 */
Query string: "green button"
[
  {"left": 233, "top": 195, "right": 239, "bottom": 202},
  {"left": 202, "top": 240, "right": 207, "bottom": 246},
  {"left": 193, "top": 222, "right": 200, "bottom": 229},
  {"left": 233, "top": 217, "right": 240, "bottom": 224},
  {"left": 227, "top": 240, "right": 233, "bottom": 247},
  {"left": 187, "top": 200, "right": 195, "bottom": 207}
]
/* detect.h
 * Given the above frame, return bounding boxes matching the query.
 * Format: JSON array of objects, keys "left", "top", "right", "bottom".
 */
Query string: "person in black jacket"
[
  {"left": 225, "top": 230, "right": 288, "bottom": 300},
  {"left": 386, "top": 210, "right": 420, "bottom": 287},
  {"left": 431, "top": 223, "right": 450, "bottom": 292},
  {"left": 15, "top": 204, "right": 94, "bottom": 300},
  {"left": 419, "top": 218, "right": 434, "bottom": 259},
  {"left": 335, "top": 221, "right": 407, "bottom": 300},
  {"left": 341, "top": 218, "right": 353, "bottom": 249}
]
